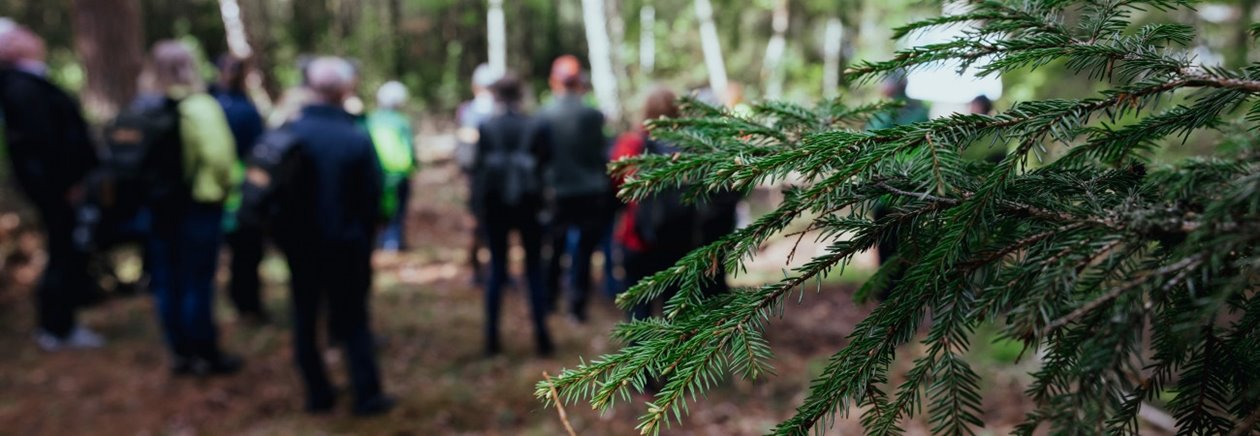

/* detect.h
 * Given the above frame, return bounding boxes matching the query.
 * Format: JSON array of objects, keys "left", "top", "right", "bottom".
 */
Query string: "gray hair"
[
  {"left": 376, "top": 80, "right": 408, "bottom": 109},
  {"left": 306, "top": 56, "right": 357, "bottom": 103},
  {"left": 150, "top": 40, "right": 204, "bottom": 92}
]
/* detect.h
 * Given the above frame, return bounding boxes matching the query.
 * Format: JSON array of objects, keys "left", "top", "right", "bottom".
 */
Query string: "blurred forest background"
[
  {"left": 3, "top": 0, "right": 1256, "bottom": 126},
  {"left": 3, "top": 0, "right": 1245, "bottom": 124},
  {"left": 0, "top": 0, "right": 1256, "bottom": 434}
]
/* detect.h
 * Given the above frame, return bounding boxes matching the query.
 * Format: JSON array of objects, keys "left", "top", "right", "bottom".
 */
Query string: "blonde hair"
[{"left": 149, "top": 40, "right": 204, "bottom": 92}]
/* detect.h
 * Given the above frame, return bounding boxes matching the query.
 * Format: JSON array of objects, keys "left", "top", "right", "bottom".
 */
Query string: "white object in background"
[
  {"left": 640, "top": 5, "right": 655, "bottom": 75},
  {"left": 581, "top": 0, "right": 623, "bottom": 121},
  {"left": 762, "top": 0, "right": 790, "bottom": 100},
  {"left": 694, "top": 0, "right": 729, "bottom": 103},
  {"left": 822, "top": 17, "right": 844, "bottom": 99},
  {"left": 903, "top": 21, "right": 1003, "bottom": 104},
  {"left": 487, "top": 0, "right": 507, "bottom": 79}
]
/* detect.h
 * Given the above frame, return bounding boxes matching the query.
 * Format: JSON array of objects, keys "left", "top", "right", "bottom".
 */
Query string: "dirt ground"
[{"left": 0, "top": 161, "right": 1038, "bottom": 435}]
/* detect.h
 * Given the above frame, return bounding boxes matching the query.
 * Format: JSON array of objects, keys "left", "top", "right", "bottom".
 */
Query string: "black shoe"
[
  {"left": 353, "top": 395, "right": 397, "bottom": 417},
  {"left": 198, "top": 353, "right": 245, "bottom": 376},
  {"left": 305, "top": 395, "right": 336, "bottom": 414},
  {"left": 171, "top": 356, "right": 197, "bottom": 376}
]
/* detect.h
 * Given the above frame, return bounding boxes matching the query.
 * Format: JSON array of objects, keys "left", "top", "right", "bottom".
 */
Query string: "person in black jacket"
[
  {"left": 472, "top": 74, "right": 554, "bottom": 357},
  {"left": 0, "top": 24, "right": 104, "bottom": 351},
  {"left": 537, "top": 55, "right": 613, "bottom": 323},
  {"left": 272, "top": 56, "right": 394, "bottom": 416}
]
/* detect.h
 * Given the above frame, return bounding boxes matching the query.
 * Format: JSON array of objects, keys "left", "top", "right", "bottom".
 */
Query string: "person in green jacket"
[
  {"left": 144, "top": 40, "right": 243, "bottom": 375},
  {"left": 366, "top": 81, "right": 418, "bottom": 251}
]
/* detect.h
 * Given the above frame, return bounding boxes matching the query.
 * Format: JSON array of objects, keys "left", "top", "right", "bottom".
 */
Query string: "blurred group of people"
[
  {"left": 456, "top": 56, "right": 740, "bottom": 357},
  {"left": 0, "top": 16, "right": 738, "bottom": 417},
  {"left": 0, "top": 21, "right": 403, "bottom": 415}
]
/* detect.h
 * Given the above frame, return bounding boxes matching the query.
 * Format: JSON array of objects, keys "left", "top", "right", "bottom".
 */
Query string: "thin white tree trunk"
[
  {"left": 581, "top": 0, "right": 622, "bottom": 121},
  {"left": 694, "top": 0, "right": 728, "bottom": 103},
  {"left": 762, "top": 0, "right": 789, "bottom": 100},
  {"left": 487, "top": 0, "right": 507, "bottom": 78},
  {"left": 218, "top": 0, "right": 253, "bottom": 58},
  {"left": 822, "top": 17, "right": 844, "bottom": 99},
  {"left": 639, "top": 5, "right": 655, "bottom": 75}
]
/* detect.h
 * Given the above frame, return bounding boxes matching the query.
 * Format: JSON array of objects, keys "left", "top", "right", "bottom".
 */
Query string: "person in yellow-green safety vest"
[{"left": 367, "top": 81, "right": 418, "bottom": 252}]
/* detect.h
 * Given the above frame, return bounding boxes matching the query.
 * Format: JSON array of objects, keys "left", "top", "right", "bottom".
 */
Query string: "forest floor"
[{"left": 0, "top": 161, "right": 1042, "bottom": 435}]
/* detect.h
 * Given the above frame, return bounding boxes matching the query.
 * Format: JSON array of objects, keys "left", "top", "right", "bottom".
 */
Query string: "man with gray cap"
[
  {"left": 270, "top": 56, "right": 394, "bottom": 416},
  {"left": 0, "top": 22, "right": 103, "bottom": 351}
]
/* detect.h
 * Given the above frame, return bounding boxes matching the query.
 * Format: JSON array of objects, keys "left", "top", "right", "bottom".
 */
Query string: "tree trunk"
[
  {"left": 822, "top": 17, "right": 844, "bottom": 99},
  {"left": 243, "top": 0, "right": 280, "bottom": 99},
  {"left": 639, "top": 5, "right": 655, "bottom": 76},
  {"left": 487, "top": 0, "right": 507, "bottom": 78},
  {"left": 762, "top": 0, "right": 789, "bottom": 100},
  {"left": 217, "top": 0, "right": 252, "bottom": 58},
  {"left": 581, "top": 0, "right": 622, "bottom": 121},
  {"left": 388, "top": 0, "right": 406, "bottom": 78},
  {"left": 291, "top": 0, "right": 328, "bottom": 53},
  {"left": 694, "top": 0, "right": 728, "bottom": 104},
  {"left": 1231, "top": 0, "right": 1255, "bottom": 68},
  {"left": 71, "top": 0, "right": 145, "bottom": 120}
]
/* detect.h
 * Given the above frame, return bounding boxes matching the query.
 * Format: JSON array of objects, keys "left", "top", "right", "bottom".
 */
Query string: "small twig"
[
  {"left": 543, "top": 372, "right": 578, "bottom": 436},
  {"left": 1041, "top": 254, "right": 1204, "bottom": 336}
]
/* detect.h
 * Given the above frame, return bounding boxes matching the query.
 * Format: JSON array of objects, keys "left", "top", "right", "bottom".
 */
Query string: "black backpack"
[
  {"left": 478, "top": 115, "right": 541, "bottom": 206},
  {"left": 73, "top": 97, "right": 185, "bottom": 250},
  {"left": 235, "top": 127, "right": 307, "bottom": 236},
  {"left": 633, "top": 137, "right": 699, "bottom": 249}
]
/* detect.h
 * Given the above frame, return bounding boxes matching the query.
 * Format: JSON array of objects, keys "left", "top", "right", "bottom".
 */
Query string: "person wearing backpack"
[
  {"left": 210, "top": 54, "right": 269, "bottom": 324},
  {"left": 610, "top": 88, "right": 701, "bottom": 320},
  {"left": 139, "top": 41, "right": 242, "bottom": 375},
  {"left": 0, "top": 23, "right": 104, "bottom": 351},
  {"left": 272, "top": 57, "right": 395, "bottom": 416},
  {"left": 537, "top": 55, "right": 614, "bottom": 323},
  {"left": 472, "top": 74, "right": 555, "bottom": 357},
  {"left": 367, "top": 81, "right": 417, "bottom": 252}
]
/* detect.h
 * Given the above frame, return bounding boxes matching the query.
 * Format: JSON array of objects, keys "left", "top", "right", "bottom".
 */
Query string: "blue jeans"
[
  {"left": 378, "top": 177, "right": 411, "bottom": 251},
  {"left": 148, "top": 202, "right": 225, "bottom": 359}
]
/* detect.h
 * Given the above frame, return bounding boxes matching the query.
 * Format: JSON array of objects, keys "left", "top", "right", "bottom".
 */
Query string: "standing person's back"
[
  {"left": 210, "top": 54, "right": 269, "bottom": 323},
  {"left": 537, "top": 55, "right": 613, "bottom": 322},
  {"left": 0, "top": 23, "right": 103, "bottom": 350},
  {"left": 472, "top": 74, "right": 553, "bottom": 357},
  {"left": 538, "top": 93, "right": 608, "bottom": 199},
  {"left": 270, "top": 56, "right": 393, "bottom": 416}
]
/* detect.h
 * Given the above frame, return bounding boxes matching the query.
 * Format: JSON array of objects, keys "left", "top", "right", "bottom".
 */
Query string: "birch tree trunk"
[
  {"left": 762, "top": 0, "right": 789, "bottom": 100},
  {"left": 639, "top": 5, "right": 655, "bottom": 76},
  {"left": 487, "top": 0, "right": 507, "bottom": 78},
  {"left": 581, "top": 0, "right": 622, "bottom": 121},
  {"left": 217, "top": 0, "right": 252, "bottom": 59},
  {"left": 822, "top": 17, "right": 844, "bottom": 99},
  {"left": 694, "top": 0, "right": 728, "bottom": 103},
  {"left": 71, "top": 0, "right": 145, "bottom": 120}
]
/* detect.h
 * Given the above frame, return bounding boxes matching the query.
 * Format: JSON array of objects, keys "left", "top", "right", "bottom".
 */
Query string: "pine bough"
[{"left": 537, "top": 0, "right": 1260, "bottom": 434}]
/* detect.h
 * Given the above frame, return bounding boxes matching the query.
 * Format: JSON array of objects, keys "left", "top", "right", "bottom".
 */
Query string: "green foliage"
[{"left": 537, "top": 0, "right": 1260, "bottom": 435}]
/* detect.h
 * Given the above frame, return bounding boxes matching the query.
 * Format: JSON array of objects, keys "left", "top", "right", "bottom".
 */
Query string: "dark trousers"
[
  {"left": 286, "top": 243, "right": 384, "bottom": 407},
  {"left": 624, "top": 246, "right": 690, "bottom": 321},
  {"left": 227, "top": 226, "right": 265, "bottom": 317},
  {"left": 378, "top": 177, "right": 411, "bottom": 251},
  {"left": 547, "top": 193, "right": 614, "bottom": 320},
  {"left": 32, "top": 197, "right": 91, "bottom": 337},
  {"left": 481, "top": 197, "right": 552, "bottom": 354},
  {"left": 148, "top": 202, "right": 225, "bottom": 358}
]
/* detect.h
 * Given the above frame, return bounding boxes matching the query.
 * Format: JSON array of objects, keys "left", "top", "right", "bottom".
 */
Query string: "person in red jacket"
[{"left": 610, "top": 88, "right": 691, "bottom": 320}]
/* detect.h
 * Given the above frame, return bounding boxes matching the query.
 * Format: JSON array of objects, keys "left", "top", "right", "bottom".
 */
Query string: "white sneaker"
[
  {"left": 64, "top": 326, "right": 105, "bottom": 349},
  {"left": 34, "top": 326, "right": 105, "bottom": 352},
  {"left": 34, "top": 329, "right": 65, "bottom": 352}
]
